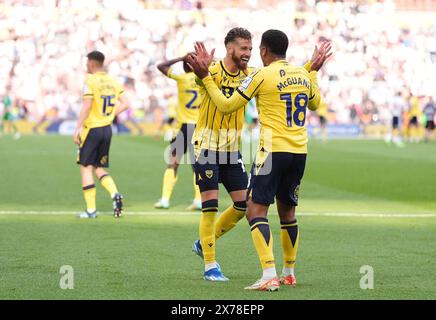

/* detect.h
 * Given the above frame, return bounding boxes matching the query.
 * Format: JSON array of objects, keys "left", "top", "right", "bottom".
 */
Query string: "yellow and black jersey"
[
  {"left": 193, "top": 60, "right": 255, "bottom": 153},
  {"left": 83, "top": 71, "right": 124, "bottom": 129},
  {"left": 167, "top": 68, "right": 200, "bottom": 125},
  {"left": 200, "top": 60, "right": 320, "bottom": 154}
]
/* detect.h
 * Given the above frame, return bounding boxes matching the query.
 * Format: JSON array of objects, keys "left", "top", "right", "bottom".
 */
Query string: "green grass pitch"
[{"left": 0, "top": 135, "right": 435, "bottom": 299}]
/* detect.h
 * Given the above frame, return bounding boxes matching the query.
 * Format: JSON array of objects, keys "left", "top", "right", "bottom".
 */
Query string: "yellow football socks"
[
  {"left": 99, "top": 175, "right": 118, "bottom": 198},
  {"left": 82, "top": 184, "right": 96, "bottom": 212},
  {"left": 215, "top": 201, "right": 246, "bottom": 239},
  {"left": 200, "top": 199, "right": 218, "bottom": 264},
  {"left": 249, "top": 217, "right": 275, "bottom": 270},
  {"left": 161, "top": 168, "right": 177, "bottom": 201},
  {"left": 280, "top": 220, "right": 299, "bottom": 269}
]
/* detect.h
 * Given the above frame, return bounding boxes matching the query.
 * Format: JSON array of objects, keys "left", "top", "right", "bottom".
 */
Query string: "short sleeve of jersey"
[
  {"left": 167, "top": 67, "right": 183, "bottom": 81},
  {"left": 236, "top": 69, "right": 264, "bottom": 101},
  {"left": 83, "top": 77, "right": 94, "bottom": 98}
]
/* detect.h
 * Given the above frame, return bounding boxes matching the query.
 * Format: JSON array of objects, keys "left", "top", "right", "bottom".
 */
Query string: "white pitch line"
[{"left": 0, "top": 211, "right": 435, "bottom": 218}]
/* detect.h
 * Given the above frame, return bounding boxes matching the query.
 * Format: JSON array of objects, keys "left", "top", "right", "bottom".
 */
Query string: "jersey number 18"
[{"left": 280, "top": 93, "right": 308, "bottom": 127}]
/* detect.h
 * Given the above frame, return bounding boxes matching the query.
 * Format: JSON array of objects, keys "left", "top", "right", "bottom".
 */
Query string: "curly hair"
[{"left": 224, "top": 27, "right": 252, "bottom": 46}]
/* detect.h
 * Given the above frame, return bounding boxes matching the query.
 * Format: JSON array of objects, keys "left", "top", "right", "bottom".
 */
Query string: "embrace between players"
[{"left": 73, "top": 27, "right": 332, "bottom": 292}]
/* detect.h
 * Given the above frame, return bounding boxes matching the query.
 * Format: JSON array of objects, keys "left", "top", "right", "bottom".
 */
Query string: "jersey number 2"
[
  {"left": 280, "top": 93, "right": 308, "bottom": 127},
  {"left": 101, "top": 95, "right": 115, "bottom": 116},
  {"left": 185, "top": 90, "right": 199, "bottom": 109}
]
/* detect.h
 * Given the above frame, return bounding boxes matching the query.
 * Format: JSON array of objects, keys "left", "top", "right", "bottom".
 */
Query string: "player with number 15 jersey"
[{"left": 75, "top": 51, "right": 129, "bottom": 219}]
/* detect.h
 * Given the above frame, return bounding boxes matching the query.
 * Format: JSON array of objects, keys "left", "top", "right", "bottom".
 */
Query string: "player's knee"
[
  {"left": 246, "top": 198, "right": 267, "bottom": 221},
  {"left": 201, "top": 189, "right": 218, "bottom": 202},
  {"left": 81, "top": 165, "right": 94, "bottom": 173},
  {"left": 286, "top": 209, "right": 296, "bottom": 221},
  {"left": 94, "top": 167, "right": 107, "bottom": 177},
  {"left": 278, "top": 205, "right": 296, "bottom": 221},
  {"left": 229, "top": 189, "right": 247, "bottom": 203}
]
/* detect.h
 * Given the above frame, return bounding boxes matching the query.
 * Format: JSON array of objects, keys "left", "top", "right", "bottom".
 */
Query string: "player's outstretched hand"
[
  {"left": 185, "top": 42, "right": 215, "bottom": 79},
  {"left": 310, "top": 40, "right": 333, "bottom": 72}
]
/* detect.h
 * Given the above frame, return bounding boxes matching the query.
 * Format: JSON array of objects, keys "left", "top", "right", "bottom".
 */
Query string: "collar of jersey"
[
  {"left": 220, "top": 60, "right": 240, "bottom": 77},
  {"left": 270, "top": 59, "right": 288, "bottom": 65}
]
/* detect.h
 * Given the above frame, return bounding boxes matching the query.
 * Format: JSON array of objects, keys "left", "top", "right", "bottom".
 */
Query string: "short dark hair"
[
  {"left": 260, "top": 29, "right": 288, "bottom": 56},
  {"left": 224, "top": 27, "right": 252, "bottom": 46},
  {"left": 87, "top": 51, "right": 105, "bottom": 65}
]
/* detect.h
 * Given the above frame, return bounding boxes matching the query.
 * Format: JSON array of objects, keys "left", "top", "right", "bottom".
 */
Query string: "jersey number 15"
[{"left": 101, "top": 95, "right": 115, "bottom": 116}]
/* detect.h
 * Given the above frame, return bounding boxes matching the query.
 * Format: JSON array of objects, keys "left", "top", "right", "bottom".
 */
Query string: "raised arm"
[
  {"left": 307, "top": 40, "right": 332, "bottom": 110},
  {"left": 156, "top": 54, "right": 188, "bottom": 76}
]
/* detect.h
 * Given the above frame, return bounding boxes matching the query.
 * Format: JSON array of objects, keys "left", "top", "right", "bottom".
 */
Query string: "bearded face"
[{"left": 229, "top": 38, "right": 252, "bottom": 71}]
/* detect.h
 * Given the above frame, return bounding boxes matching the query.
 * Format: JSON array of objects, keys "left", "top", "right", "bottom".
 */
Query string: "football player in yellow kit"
[
  {"left": 155, "top": 54, "right": 202, "bottom": 210},
  {"left": 187, "top": 31, "right": 331, "bottom": 290},
  {"left": 74, "top": 51, "right": 129, "bottom": 218},
  {"left": 189, "top": 28, "right": 255, "bottom": 282},
  {"left": 190, "top": 29, "right": 330, "bottom": 283}
]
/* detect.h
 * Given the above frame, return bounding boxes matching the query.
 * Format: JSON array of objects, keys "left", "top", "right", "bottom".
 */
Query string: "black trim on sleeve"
[
  {"left": 309, "top": 94, "right": 316, "bottom": 100},
  {"left": 236, "top": 88, "right": 250, "bottom": 101}
]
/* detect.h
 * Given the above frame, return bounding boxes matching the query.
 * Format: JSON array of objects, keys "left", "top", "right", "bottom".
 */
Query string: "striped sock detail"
[
  {"left": 82, "top": 184, "right": 96, "bottom": 190},
  {"left": 202, "top": 199, "right": 218, "bottom": 213},
  {"left": 280, "top": 219, "right": 298, "bottom": 228},
  {"left": 249, "top": 217, "right": 269, "bottom": 230},
  {"left": 280, "top": 219, "right": 299, "bottom": 248},
  {"left": 249, "top": 217, "right": 271, "bottom": 245},
  {"left": 233, "top": 201, "right": 246, "bottom": 212},
  {"left": 99, "top": 174, "right": 109, "bottom": 181}
]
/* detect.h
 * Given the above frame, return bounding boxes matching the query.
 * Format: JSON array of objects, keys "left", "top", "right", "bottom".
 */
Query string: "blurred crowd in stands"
[{"left": 0, "top": 0, "right": 435, "bottom": 127}]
